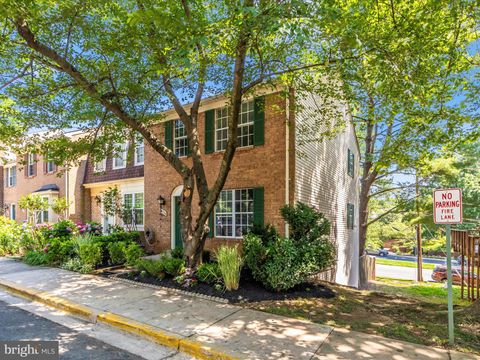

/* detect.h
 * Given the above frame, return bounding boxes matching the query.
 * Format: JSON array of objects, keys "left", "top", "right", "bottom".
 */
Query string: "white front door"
[{"left": 101, "top": 204, "right": 115, "bottom": 233}]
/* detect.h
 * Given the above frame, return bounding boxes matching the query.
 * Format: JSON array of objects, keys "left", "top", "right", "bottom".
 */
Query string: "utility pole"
[{"left": 415, "top": 170, "right": 423, "bottom": 282}]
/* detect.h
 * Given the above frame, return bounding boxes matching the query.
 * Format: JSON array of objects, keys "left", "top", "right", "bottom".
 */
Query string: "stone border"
[{"left": 108, "top": 273, "right": 230, "bottom": 304}]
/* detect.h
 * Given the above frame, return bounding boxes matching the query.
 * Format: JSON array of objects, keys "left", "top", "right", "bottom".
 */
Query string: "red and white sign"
[{"left": 433, "top": 188, "right": 463, "bottom": 224}]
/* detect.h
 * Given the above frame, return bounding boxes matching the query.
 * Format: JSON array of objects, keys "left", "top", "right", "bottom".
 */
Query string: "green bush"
[
  {"left": 107, "top": 241, "right": 127, "bottom": 265},
  {"left": 136, "top": 259, "right": 165, "bottom": 278},
  {"left": 196, "top": 262, "right": 222, "bottom": 284},
  {"left": 23, "top": 251, "right": 48, "bottom": 266},
  {"left": 124, "top": 242, "right": 144, "bottom": 266},
  {"left": 170, "top": 247, "right": 184, "bottom": 259},
  {"left": 45, "top": 219, "right": 78, "bottom": 239},
  {"left": 216, "top": 246, "right": 243, "bottom": 291},
  {"left": 78, "top": 242, "right": 102, "bottom": 267},
  {"left": 162, "top": 256, "right": 185, "bottom": 277},
  {"left": 44, "top": 238, "right": 77, "bottom": 265},
  {"left": 60, "top": 257, "right": 93, "bottom": 273},
  {"left": 0, "top": 216, "right": 22, "bottom": 255},
  {"left": 243, "top": 203, "right": 335, "bottom": 291}
]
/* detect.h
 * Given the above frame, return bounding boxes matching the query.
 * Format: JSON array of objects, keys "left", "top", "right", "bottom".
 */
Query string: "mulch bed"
[{"left": 114, "top": 271, "right": 335, "bottom": 304}]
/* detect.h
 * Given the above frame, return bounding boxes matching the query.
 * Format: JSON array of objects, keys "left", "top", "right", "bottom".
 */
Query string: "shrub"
[
  {"left": 77, "top": 221, "right": 103, "bottom": 236},
  {"left": 43, "top": 219, "right": 78, "bottom": 239},
  {"left": 248, "top": 223, "right": 279, "bottom": 245},
  {"left": 243, "top": 202, "right": 335, "bottom": 291},
  {"left": 124, "top": 242, "right": 144, "bottom": 266},
  {"left": 216, "top": 246, "right": 243, "bottom": 291},
  {"left": 78, "top": 242, "right": 102, "bottom": 267},
  {"left": 0, "top": 216, "right": 23, "bottom": 255},
  {"left": 162, "top": 256, "right": 185, "bottom": 277},
  {"left": 107, "top": 241, "right": 127, "bottom": 265},
  {"left": 44, "top": 238, "right": 76, "bottom": 265},
  {"left": 60, "top": 257, "right": 93, "bottom": 273},
  {"left": 171, "top": 247, "right": 184, "bottom": 259},
  {"left": 136, "top": 259, "right": 165, "bottom": 278},
  {"left": 23, "top": 251, "right": 48, "bottom": 266},
  {"left": 196, "top": 262, "right": 222, "bottom": 284}
]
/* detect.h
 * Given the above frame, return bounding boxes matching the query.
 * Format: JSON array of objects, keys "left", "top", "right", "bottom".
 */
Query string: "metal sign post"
[{"left": 433, "top": 188, "right": 463, "bottom": 346}]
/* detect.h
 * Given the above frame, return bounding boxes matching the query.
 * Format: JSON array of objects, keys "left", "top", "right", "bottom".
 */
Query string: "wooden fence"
[{"left": 451, "top": 229, "right": 479, "bottom": 301}]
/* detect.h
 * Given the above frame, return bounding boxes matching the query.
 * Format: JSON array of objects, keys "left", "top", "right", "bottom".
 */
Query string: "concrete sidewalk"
[{"left": 0, "top": 258, "right": 476, "bottom": 360}]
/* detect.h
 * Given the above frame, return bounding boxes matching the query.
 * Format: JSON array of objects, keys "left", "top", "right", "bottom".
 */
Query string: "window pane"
[
  {"left": 124, "top": 194, "right": 133, "bottom": 209},
  {"left": 174, "top": 120, "right": 188, "bottom": 157},
  {"left": 134, "top": 193, "right": 144, "bottom": 209},
  {"left": 134, "top": 209, "right": 144, "bottom": 225}
]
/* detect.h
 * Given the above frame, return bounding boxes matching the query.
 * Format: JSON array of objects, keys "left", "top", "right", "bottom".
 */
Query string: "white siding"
[{"left": 294, "top": 92, "right": 360, "bottom": 287}]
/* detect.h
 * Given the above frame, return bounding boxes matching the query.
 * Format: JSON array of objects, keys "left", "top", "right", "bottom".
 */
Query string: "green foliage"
[
  {"left": 196, "top": 262, "right": 222, "bottom": 284},
  {"left": 23, "top": 251, "right": 48, "bottom": 266},
  {"left": 77, "top": 242, "right": 102, "bottom": 268},
  {"left": 244, "top": 203, "right": 335, "bottom": 291},
  {"left": 161, "top": 256, "right": 185, "bottom": 277},
  {"left": 248, "top": 223, "right": 279, "bottom": 245},
  {"left": 45, "top": 219, "right": 78, "bottom": 239},
  {"left": 0, "top": 216, "right": 25, "bottom": 255},
  {"left": 136, "top": 259, "right": 165, "bottom": 278},
  {"left": 216, "top": 246, "right": 243, "bottom": 291},
  {"left": 124, "top": 242, "right": 144, "bottom": 266},
  {"left": 50, "top": 197, "right": 70, "bottom": 219},
  {"left": 170, "top": 247, "right": 184, "bottom": 259},
  {"left": 60, "top": 257, "right": 93, "bottom": 274},
  {"left": 44, "top": 237, "right": 76, "bottom": 265},
  {"left": 18, "top": 194, "right": 48, "bottom": 224},
  {"left": 107, "top": 241, "right": 127, "bottom": 265}
]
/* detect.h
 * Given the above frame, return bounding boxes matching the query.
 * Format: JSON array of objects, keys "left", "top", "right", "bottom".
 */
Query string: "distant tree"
[
  {"left": 51, "top": 197, "right": 70, "bottom": 221},
  {"left": 18, "top": 194, "right": 48, "bottom": 225}
]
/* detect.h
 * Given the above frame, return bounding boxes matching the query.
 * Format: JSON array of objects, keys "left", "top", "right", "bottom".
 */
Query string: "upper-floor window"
[
  {"left": 215, "top": 188, "right": 254, "bottom": 238},
  {"left": 347, "top": 148, "right": 355, "bottom": 177},
  {"left": 113, "top": 142, "right": 127, "bottom": 169},
  {"left": 134, "top": 136, "right": 144, "bottom": 165},
  {"left": 45, "top": 155, "right": 55, "bottom": 174},
  {"left": 123, "top": 192, "right": 144, "bottom": 227},
  {"left": 93, "top": 159, "right": 107, "bottom": 173},
  {"left": 5, "top": 166, "right": 16, "bottom": 187},
  {"left": 27, "top": 153, "right": 35, "bottom": 177},
  {"left": 174, "top": 120, "right": 188, "bottom": 157},
  {"left": 215, "top": 100, "right": 255, "bottom": 151}
]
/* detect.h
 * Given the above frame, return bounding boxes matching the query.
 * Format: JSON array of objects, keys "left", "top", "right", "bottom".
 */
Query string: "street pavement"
[
  {"left": 0, "top": 298, "right": 143, "bottom": 360},
  {"left": 0, "top": 257, "right": 476, "bottom": 360},
  {"left": 374, "top": 254, "right": 445, "bottom": 265},
  {"left": 376, "top": 263, "right": 434, "bottom": 281}
]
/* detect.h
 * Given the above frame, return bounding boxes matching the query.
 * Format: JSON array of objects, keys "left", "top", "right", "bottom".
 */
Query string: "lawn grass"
[
  {"left": 247, "top": 277, "right": 479, "bottom": 356},
  {"left": 375, "top": 258, "right": 436, "bottom": 270}
]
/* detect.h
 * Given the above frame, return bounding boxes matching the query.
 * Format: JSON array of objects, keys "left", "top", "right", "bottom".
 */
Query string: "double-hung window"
[
  {"left": 46, "top": 155, "right": 55, "bottom": 174},
  {"left": 215, "top": 189, "right": 254, "bottom": 238},
  {"left": 94, "top": 159, "right": 107, "bottom": 173},
  {"left": 347, "top": 149, "right": 355, "bottom": 177},
  {"left": 134, "top": 135, "right": 144, "bottom": 165},
  {"left": 10, "top": 204, "right": 16, "bottom": 221},
  {"left": 113, "top": 142, "right": 127, "bottom": 169},
  {"left": 123, "top": 192, "right": 144, "bottom": 227},
  {"left": 5, "top": 166, "right": 16, "bottom": 187},
  {"left": 347, "top": 203, "right": 355, "bottom": 230},
  {"left": 215, "top": 101, "right": 254, "bottom": 151},
  {"left": 35, "top": 196, "right": 49, "bottom": 224},
  {"left": 27, "top": 153, "right": 35, "bottom": 177},
  {"left": 174, "top": 120, "right": 188, "bottom": 157}
]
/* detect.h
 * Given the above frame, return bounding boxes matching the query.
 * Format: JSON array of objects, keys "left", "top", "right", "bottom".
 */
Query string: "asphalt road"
[
  {"left": 375, "top": 254, "right": 445, "bottom": 265},
  {"left": 376, "top": 264, "right": 434, "bottom": 281},
  {"left": 0, "top": 299, "right": 142, "bottom": 360}
]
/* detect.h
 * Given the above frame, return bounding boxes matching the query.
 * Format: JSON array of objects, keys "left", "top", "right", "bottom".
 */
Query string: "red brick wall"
[{"left": 144, "top": 92, "right": 288, "bottom": 253}]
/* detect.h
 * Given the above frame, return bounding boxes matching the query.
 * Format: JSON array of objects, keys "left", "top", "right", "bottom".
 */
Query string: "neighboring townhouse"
[
  {"left": 143, "top": 89, "right": 360, "bottom": 287},
  {"left": 82, "top": 138, "right": 145, "bottom": 233},
  {"left": 0, "top": 131, "right": 87, "bottom": 224}
]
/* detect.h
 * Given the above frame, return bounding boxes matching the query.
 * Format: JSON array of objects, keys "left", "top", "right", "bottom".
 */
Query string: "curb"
[{"left": 0, "top": 279, "right": 239, "bottom": 360}]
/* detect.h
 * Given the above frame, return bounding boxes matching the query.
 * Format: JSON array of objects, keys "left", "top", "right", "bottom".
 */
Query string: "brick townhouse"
[
  {"left": 0, "top": 131, "right": 86, "bottom": 224},
  {"left": 143, "top": 89, "right": 360, "bottom": 287}
]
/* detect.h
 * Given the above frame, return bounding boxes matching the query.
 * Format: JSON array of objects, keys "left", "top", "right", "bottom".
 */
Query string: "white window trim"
[
  {"left": 27, "top": 153, "right": 35, "bottom": 177},
  {"left": 10, "top": 203, "right": 16, "bottom": 221},
  {"left": 214, "top": 188, "right": 254, "bottom": 239},
  {"left": 173, "top": 119, "right": 188, "bottom": 158},
  {"left": 35, "top": 196, "right": 50, "bottom": 224},
  {"left": 122, "top": 191, "right": 144, "bottom": 229},
  {"left": 112, "top": 142, "right": 128, "bottom": 170},
  {"left": 134, "top": 138, "right": 145, "bottom": 165},
  {"left": 93, "top": 158, "right": 107, "bottom": 173},
  {"left": 46, "top": 159, "right": 55, "bottom": 174},
  {"left": 214, "top": 101, "right": 254, "bottom": 152}
]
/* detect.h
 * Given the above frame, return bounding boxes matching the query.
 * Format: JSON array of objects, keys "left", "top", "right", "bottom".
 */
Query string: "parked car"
[
  {"left": 431, "top": 263, "right": 478, "bottom": 285},
  {"left": 378, "top": 248, "right": 389, "bottom": 257}
]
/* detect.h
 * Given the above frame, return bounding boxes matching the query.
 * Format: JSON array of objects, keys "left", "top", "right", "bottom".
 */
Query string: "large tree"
[{"left": 0, "top": 0, "right": 477, "bottom": 276}]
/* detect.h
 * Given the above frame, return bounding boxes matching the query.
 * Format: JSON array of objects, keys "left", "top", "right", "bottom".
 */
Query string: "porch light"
[{"left": 157, "top": 195, "right": 166, "bottom": 207}]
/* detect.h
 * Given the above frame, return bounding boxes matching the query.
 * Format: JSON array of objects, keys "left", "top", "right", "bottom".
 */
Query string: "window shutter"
[
  {"left": 347, "top": 203, "right": 354, "bottom": 229},
  {"left": 348, "top": 149, "right": 354, "bottom": 176},
  {"left": 33, "top": 154, "right": 37, "bottom": 177},
  {"left": 205, "top": 110, "right": 215, "bottom": 154},
  {"left": 24, "top": 154, "right": 28, "bottom": 178},
  {"left": 208, "top": 211, "right": 214, "bottom": 238},
  {"left": 253, "top": 97, "right": 265, "bottom": 146},
  {"left": 164, "top": 121, "right": 173, "bottom": 150},
  {"left": 253, "top": 187, "right": 264, "bottom": 226}
]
